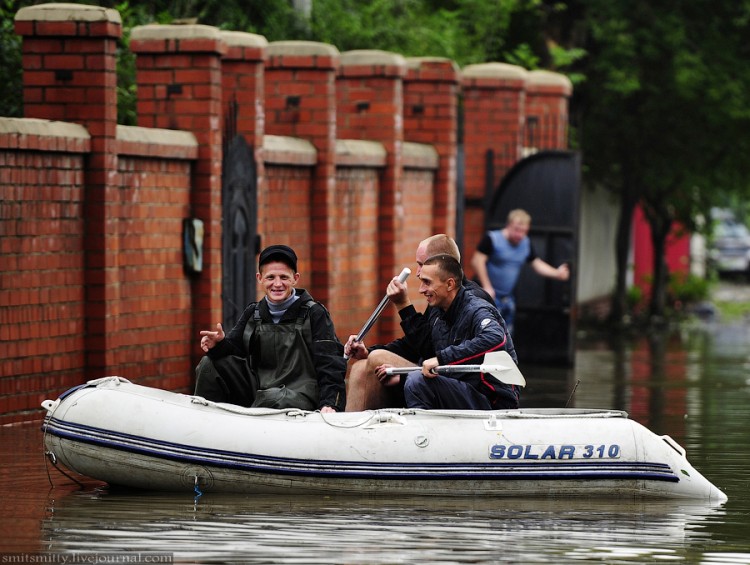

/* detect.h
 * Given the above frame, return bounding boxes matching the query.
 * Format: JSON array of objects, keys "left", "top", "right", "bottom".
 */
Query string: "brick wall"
[
  {"left": 0, "top": 119, "right": 89, "bottom": 423},
  {"left": 129, "top": 24, "right": 225, "bottom": 375},
  {"left": 525, "top": 70, "right": 572, "bottom": 151},
  {"left": 461, "top": 63, "right": 528, "bottom": 277},
  {"left": 330, "top": 140, "right": 384, "bottom": 342},
  {"left": 1, "top": 3, "right": 570, "bottom": 422},
  {"left": 337, "top": 50, "right": 407, "bottom": 338},
  {"left": 403, "top": 57, "right": 460, "bottom": 237},
  {"left": 265, "top": 41, "right": 339, "bottom": 306},
  {"left": 114, "top": 126, "right": 197, "bottom": 389},
  {"left": 261, "top": 135, "right": 316, "bottom": 286}
]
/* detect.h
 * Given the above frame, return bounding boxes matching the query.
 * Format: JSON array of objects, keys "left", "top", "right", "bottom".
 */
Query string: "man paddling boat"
[{"left": 345, "top": 234, "right": 516, "bottom": 411}]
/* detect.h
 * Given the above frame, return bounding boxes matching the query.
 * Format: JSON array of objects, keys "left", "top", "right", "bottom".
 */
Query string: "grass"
[{"left": 713, "top": 299, "right": 750, "bottom": 321}]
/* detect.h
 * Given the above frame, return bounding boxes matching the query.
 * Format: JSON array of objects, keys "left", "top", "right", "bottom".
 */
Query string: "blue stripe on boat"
[{"left": 44, "top": 417, "right": 679, "bottom": 483}]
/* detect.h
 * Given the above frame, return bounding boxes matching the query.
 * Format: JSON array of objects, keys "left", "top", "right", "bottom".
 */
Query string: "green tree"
[
  {"left": 571, "top": 1, "right": 750, "bottom": 321},
  {"left": 0, "top": 0, "right": 23, "bottom": 118}
]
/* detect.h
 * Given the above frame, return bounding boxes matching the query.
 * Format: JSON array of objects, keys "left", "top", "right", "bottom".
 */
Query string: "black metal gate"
[
  {"left": 484, "top": 150, "right": 581, "bottom": 365},
  {"left": 221, "top": 103, "right": 258, "bottom": 330}
]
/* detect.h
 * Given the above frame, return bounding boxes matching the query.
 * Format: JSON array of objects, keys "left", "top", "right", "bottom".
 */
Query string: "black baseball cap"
[{"left": 258, "top": 244, "right": 298, "bottom": 272}]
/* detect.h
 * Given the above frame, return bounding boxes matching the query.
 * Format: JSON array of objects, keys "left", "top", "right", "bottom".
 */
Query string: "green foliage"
[
  {"left": 570, "top": 0, "right": 750, "bottom": 318},
  {"left": 308, "top": 0, "right": 562, "bottom": 67},
  {"left": 0, "top": 0, "right": 23, "bottom": 117},
  {"left": 115, "top": 1, "right": 151, "bottom": 126},
  {"left": 668, "top": 273, "right": 710, "bottom": 306},
  {"left": 626, "top": 285, "right": 643, "bottom": 312},
  {"left": 1, "top": 0, "right": 587, "bottom": 120}
]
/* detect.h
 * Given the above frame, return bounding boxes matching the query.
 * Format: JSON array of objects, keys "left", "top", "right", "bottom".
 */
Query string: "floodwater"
[{"left": 2, "top": 314, "right": 750, "bottom": 563}]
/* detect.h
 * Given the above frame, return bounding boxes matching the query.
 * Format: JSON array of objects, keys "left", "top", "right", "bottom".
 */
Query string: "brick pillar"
[
  {"left": 220, "top": 31, "right": 267, "bottom": 152},
  {"left": 525, "top": 70, "right": 572, "bottom": 151},
  {"left": 337, "top": 50, "right": 406, "bottom": 341},
  {"left": 461, "top": 62, "right": 527, "bottom": 278},
  {"left": 130, "top": 24, "right": 225, "bottom": 366},
  {"left": 264, "top": 41, "right": 340, "bottom": 304},
  {"left": 15, "top": 3, "right": 122, "bottom": 378},
  {"left": 220, "top": 30, "right": 267, "bottom": 271},
  {"left": 404, "top": 57, "right": 460, "bottom": 238}
]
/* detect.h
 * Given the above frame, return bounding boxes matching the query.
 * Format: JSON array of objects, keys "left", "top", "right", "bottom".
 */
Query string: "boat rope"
[
  {"left": 44, "top": 450, "right": 85, "bottom": 488},
  {"left": 42, "top": 400, "right": 86, "bottom": 488},
  {"left": 194, "top": 475, "right": 203, "bottom": 498},
  {"left": 318, "top": 410, "right": 381, "bottom": 428},
  {"left": 190, "top": 396, "right": 310, "bottom": 418}
]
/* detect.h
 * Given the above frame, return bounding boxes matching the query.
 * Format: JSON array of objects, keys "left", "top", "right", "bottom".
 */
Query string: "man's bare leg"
[{"left": 345, "top": 349, "right": 410, "bottom": 411}]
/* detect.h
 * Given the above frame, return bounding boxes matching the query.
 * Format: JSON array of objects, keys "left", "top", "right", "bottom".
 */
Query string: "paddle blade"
[{"left": 480, "top": 351, "right": 526, "bottom": 387}]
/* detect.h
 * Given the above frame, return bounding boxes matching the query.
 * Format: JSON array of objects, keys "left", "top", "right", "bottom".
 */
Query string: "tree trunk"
[
  {"left": 611, "top": 192, "right": 638, "bottom": 323},
  {"left": 647, "top": 213, "right": 673, "bottom": 319}
]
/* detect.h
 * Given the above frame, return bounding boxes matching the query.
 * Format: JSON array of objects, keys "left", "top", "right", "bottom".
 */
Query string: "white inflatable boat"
[{"left": 41, "top": 377, "right": 727, "bottom": 501}]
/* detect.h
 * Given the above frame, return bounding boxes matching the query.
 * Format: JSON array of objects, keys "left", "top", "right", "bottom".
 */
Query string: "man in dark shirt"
[
  {"left": 344, "top": 234, "right": 515, "bottom": 411},
  {"left": 195, "top": 245, "right": 346, "bottom": 412}
]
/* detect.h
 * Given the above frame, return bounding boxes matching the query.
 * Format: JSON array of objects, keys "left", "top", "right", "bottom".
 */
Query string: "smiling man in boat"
[
  {"left": 400, "top": 253, "right": 520, "bottom": 410},
  {"left": 194, "top": 244, "right": 346, "bottom": 412},
  {"left": 345, "top": 234, "right": 515, "bottom": 411}
]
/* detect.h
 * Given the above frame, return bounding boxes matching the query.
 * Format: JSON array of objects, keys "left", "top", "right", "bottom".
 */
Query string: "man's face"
[
  {"left": 257, "top": 260, "right": 299, "bottom": 304},
  {"left": 418, "top": 263, "right": 452, "bottom": 310},
  {"left": 506, "top": 219, "right": 530, "bottom": 246}
]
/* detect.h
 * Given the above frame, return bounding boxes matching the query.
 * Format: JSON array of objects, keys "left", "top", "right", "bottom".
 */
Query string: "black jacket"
[
  {"left": 418, "top": 286, "right": 519, "bottom": 407},
  {"left": 375, "top": 279, "right": 517, "bottom": 365},
  {"left": 207, "top": 289, "right": 346, "bottom": 411}
]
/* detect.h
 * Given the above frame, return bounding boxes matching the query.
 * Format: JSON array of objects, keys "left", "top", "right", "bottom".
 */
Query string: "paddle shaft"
[
  {"left": 384, "top": 355, "right": 526, "bottom": 387},
  {"left": 344, "top": 267, "right": 411, "bottom": 359},
  {"left": 386, "top": 364, "right": 490, "bottom": 375}
]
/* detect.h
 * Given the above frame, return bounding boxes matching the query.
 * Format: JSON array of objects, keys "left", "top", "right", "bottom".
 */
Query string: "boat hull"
[{"left": 42, "top": 378, "right": 727, "bottom": 501}]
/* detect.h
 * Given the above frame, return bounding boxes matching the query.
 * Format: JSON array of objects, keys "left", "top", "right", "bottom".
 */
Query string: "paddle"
[
  {"left": 344, "top": 267, "right": 411, "bottom": 359},
  {"left": 383, "top": 350, "right": 526, "bottom": 387}
]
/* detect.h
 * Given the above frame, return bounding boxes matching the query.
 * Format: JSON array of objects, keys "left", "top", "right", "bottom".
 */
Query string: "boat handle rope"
[{"left": 41, "top": 398, "right": 86, "bottom": 489}]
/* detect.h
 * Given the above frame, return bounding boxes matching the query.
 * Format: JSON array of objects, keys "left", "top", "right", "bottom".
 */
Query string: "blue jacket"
[
  {"left": 402, "top": 286, "right": 519, "bottom": 407},
  {"left": 384, "top": 281, "right": 516, "bottom": 365}
]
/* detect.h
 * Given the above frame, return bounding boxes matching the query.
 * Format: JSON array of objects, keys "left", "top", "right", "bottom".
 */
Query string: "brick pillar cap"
[
  {"left": 267, "top": 40, "right": 339, "bottom": 57},
  {"left": 462, "top": 62, "right": 528, "bottom": 82},
  {"left": 131, "top": 23, "right": 221, "bottom": 42},
  {"left": 527, "top": 70, "right": 573, "bottom": 95},
  {"left": 405, "top": 56, "right": 461, "bottom": 82},
  {"left": 15, "top": 2, "right": 121, "bottom": 24},
  {"left": 220, "top": 30, "right": 268, "bottom": 49},
  {"left": 406, "top": 56, "right": 459, "bottom": 71},
  {"left": 0, "top": 116, "right": 90, "bottom": 139},
  {"left": 341, "top": 49, "right": 406, "bottom": 68}
]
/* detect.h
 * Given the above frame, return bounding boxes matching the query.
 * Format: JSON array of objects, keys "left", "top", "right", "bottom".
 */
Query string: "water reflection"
[
  {"left": 42, "top": 489, "right": 727, "bottom": 564},
  {"left": 2, "top": 321, "right": 750, "bottom": 563}
]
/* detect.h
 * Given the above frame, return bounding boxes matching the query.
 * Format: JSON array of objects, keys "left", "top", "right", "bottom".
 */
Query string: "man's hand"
[
  {"left": 375, "top": 364, "right": 401, "bottom": 387},
  {"left": 200, "top": 323, "right": 225, "bottom": 352},
  {"left": 557, "top": 263, "right": 570, "bottom": 281},
  {"left": 386, "top": 275, "right": 411, "bottom": 310},
  {"left": 344, "top": 335, "right": 368, "bottom": 360},
  {"left": 422, "top": 357, "right": 439, "bottom": 378}
]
